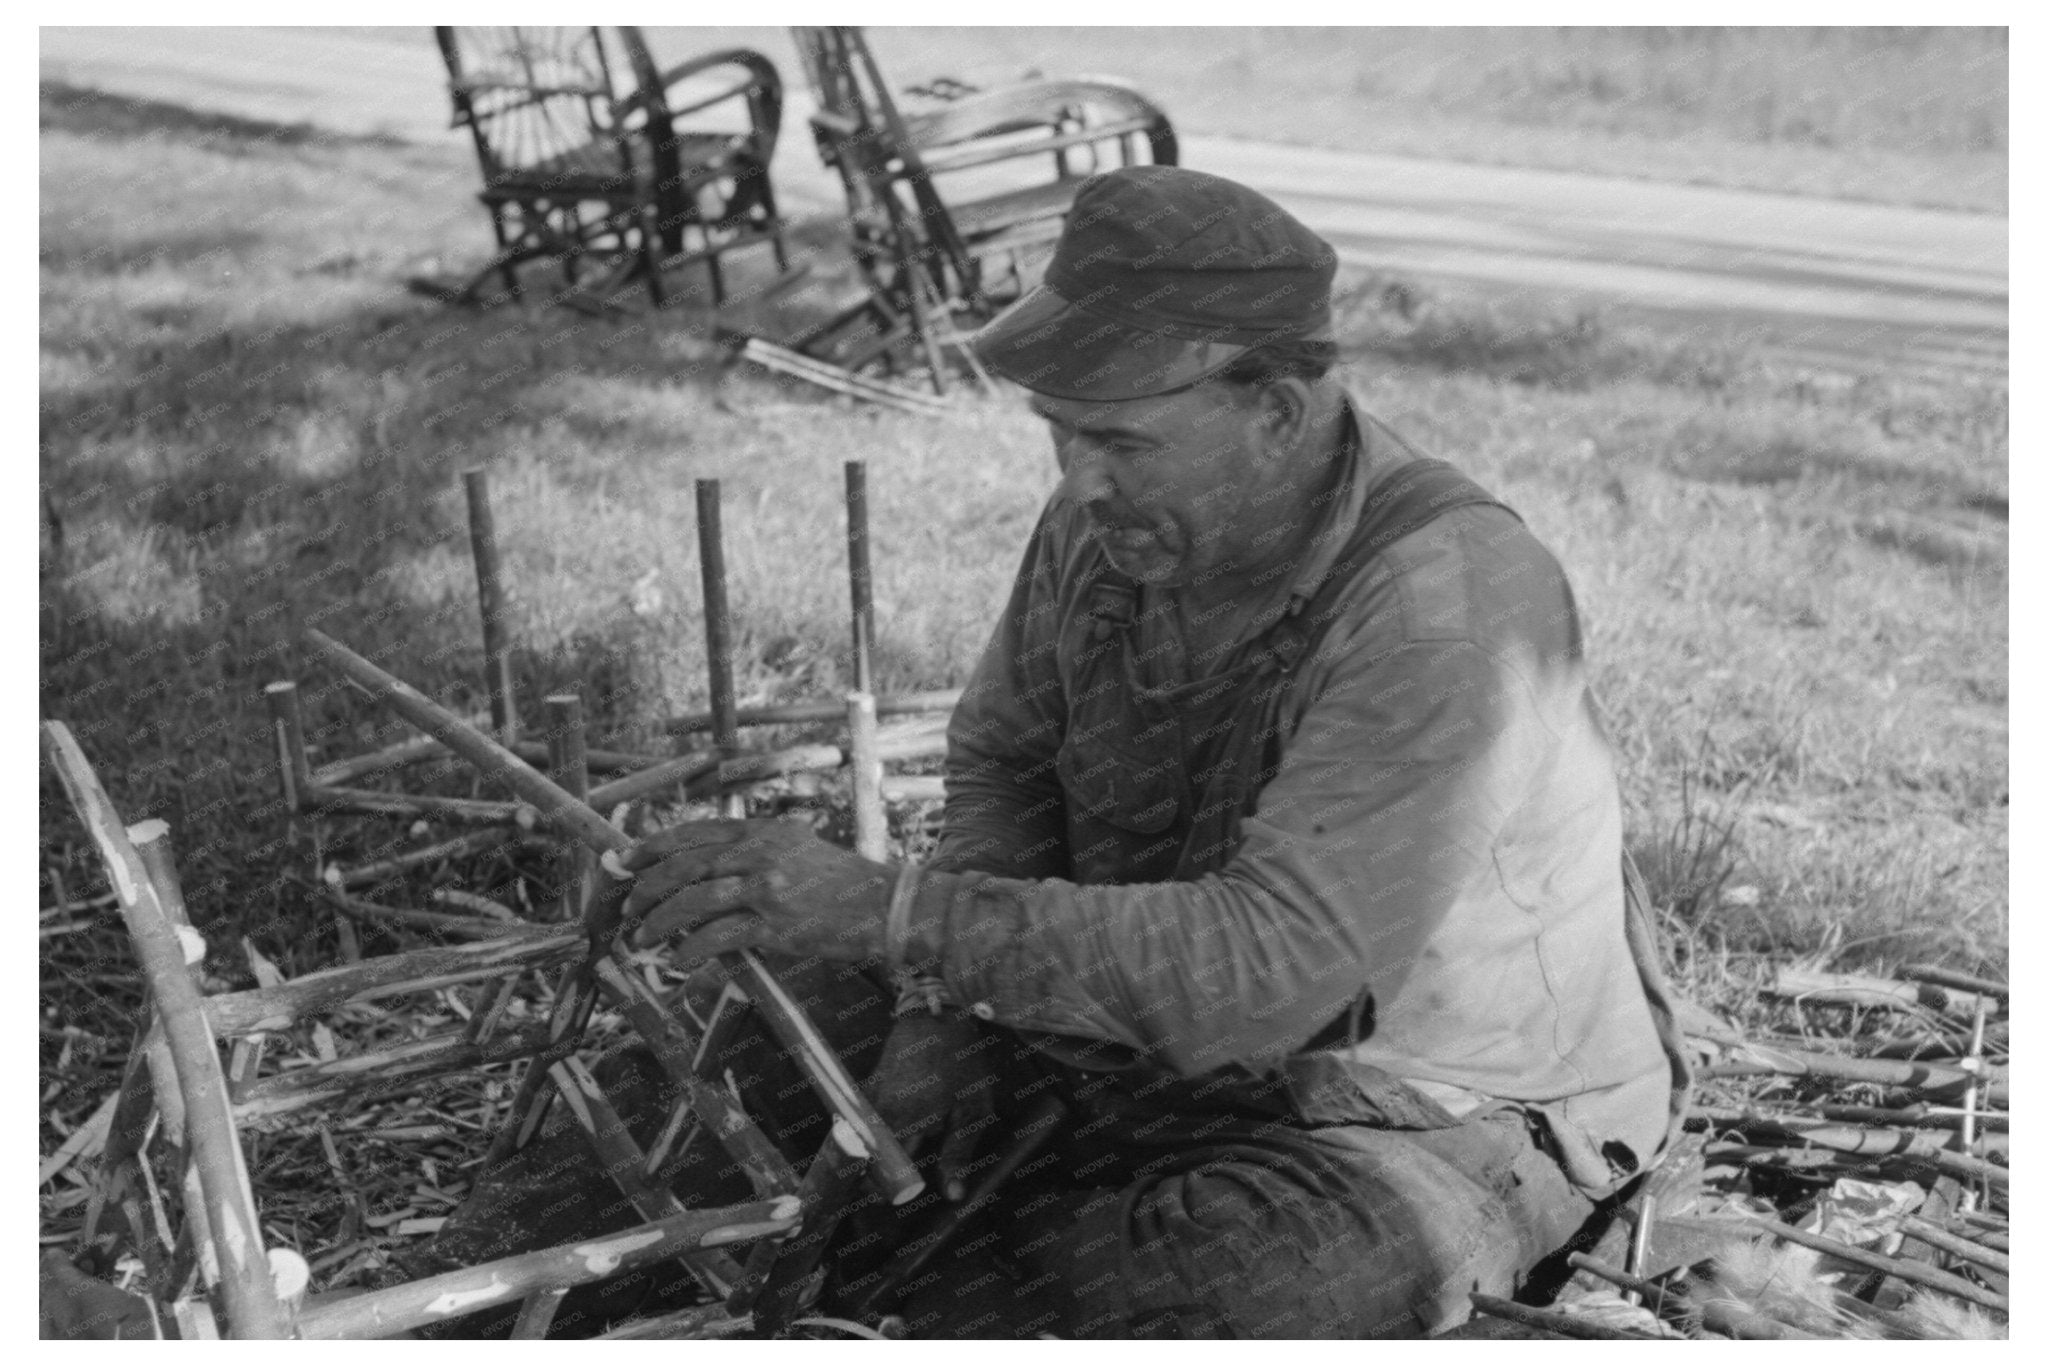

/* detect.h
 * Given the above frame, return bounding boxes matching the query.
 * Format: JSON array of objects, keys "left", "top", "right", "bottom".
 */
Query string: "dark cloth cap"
[{"left": 970, "top": 166, "right": 1337, "bottom": 401}]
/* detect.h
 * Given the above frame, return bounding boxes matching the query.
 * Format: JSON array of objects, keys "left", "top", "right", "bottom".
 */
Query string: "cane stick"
[
  {"left": 41, "top": 728, "right": 291, "bottom": 1339},
  {"left": 843, "top": 462, "right": 888, "bottom": 860},
  {"left": 1745, "top": 1215, "right": 2007, "bottom": 1313},
  {"left": 1900, "top": 1214, "right": 2010, "bottom": 1275},
  {"left": 695, "top": 480, "right": 744, "bottom": 819},
  {"left": 663, "top": 690, "right": 959, "bottom": 736},
  {"left": 263, "top": 682, "right": 312, "bottom": 813},
  {"left": 1958, "top": 994, "right": 1988, "bottom": 1213},
  {"left": 846, "top": 692, "right": 888, "bottom": 863},
  {"left": 728, "top": 1119, "right": 870, "bottom": 1332},
  {"left": 546, "top": 694, "right": 593, "bottom": 923},
  {"left": 464, "top": 468, "right": 518, "bottom": 743},
  {"left": 845, "top": 461, "right": 875, "bottom": 695}
]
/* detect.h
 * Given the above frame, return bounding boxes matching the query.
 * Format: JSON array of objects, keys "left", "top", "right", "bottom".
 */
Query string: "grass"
[
  {"left": 38, "top": 83, "right": 2006, "bottom": 1244},
  {"left": 851, "top": 26, "right": 2008, "bottom": 212}
]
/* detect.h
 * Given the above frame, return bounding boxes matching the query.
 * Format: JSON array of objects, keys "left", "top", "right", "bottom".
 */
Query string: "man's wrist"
[
  {"left": 884, "top": 860, "right": 925, "bottom": 971},
  {"left": 897, "top": 864, "right": 952, "bottom": 978}
]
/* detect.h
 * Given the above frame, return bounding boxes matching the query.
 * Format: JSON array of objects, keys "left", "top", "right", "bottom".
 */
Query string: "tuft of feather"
[
  {"left": 1696, "top": 1238, "right": 1886, "bottom": 1339},
  {"left": 1889, "top": 1291, "right": 2006, "bottom": 1341}
]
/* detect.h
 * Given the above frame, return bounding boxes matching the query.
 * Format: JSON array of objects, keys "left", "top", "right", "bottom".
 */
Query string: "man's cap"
[{"left": 969, "top": 166, "right": 1337, "bottom": 402}]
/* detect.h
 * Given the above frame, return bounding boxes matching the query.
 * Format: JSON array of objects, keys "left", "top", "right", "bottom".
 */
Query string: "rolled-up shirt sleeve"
[{"left": 905, "top": 628, "right": 1556, "bottom": 1077}]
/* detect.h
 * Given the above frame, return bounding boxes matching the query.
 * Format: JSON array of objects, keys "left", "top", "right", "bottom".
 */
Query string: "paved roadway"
[{"left": 41, "top": 26, "right": 2007, "bottom": 379}]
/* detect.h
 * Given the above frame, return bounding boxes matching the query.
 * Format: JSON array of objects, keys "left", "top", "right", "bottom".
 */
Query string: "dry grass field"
[{"left": 38, "top": 34, "right": 2006, "bottom": 1260}]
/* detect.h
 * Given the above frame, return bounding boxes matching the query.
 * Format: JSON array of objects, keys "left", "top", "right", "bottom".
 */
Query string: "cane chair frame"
[{"left": 45, "top": 718, "right": 911, "bottom": 1339}]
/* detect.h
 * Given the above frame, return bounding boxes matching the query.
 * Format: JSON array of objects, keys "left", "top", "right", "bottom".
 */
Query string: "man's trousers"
[{"left": 405, "top": 956, "right": 1598, "bottom": 1338}]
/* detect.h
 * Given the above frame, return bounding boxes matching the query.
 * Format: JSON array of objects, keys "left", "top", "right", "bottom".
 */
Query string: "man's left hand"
[{"left": 620, "top": 818, "right": 893, "bottom": 963}]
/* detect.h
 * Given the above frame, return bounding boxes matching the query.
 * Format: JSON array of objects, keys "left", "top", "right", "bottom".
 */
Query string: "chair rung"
[
  {"left": 204, "top": 927, "right": 581, "bottom": 1035},
  {"left": 291, "top": 1197, "right": 800, "bottom": 1339},
  {"left": 230, "top": 1021, "right": 555, "bottom": 1121}
]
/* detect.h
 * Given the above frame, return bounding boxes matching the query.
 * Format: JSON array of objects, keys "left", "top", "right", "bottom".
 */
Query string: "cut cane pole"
[
  {"left": 464, "top": 468, "right": 518, "bottom": 744},
  {"left": 546, "top": 694, "right": 592, "bottom": 924},
  {"left": 695, "top": 480, "right": 745, "bottom": 820},
  {"left": 663, "top": 690, "right": 959, "bottom": 737},
  {"left": 264, "top": 682, "right": 312, "bottom": 813},
  {"left": 42, "top": 725, "right": 291, "bottom": 1339},
  {"left": 728, "top": 1119, "right": 869, "bottom": 1331},
  {"left": 843, "top": 462, "right": 888, "bottom": 861},
  {"left": 845, "top": 460, "right": 876, "bottom": 695},
  {"left": 846, "top": 693, "right": 887, "bottom": 863},
  {"left": 292, "top": 1199, "right": 798, "bottom": 1340},
  {"left": 298, "top": 629, "right": 923, "bottom": 1206}
]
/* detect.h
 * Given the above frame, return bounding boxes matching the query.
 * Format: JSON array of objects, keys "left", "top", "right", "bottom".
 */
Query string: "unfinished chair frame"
[
  {"left": 270, "top": 465, "right": 952, "bottom": 917},
  {"left": 46, "top": 712, "right": 917, "bottom": 1339},
  {"left": 44, "top": 458, "right": 978, "bottom": 1338}
]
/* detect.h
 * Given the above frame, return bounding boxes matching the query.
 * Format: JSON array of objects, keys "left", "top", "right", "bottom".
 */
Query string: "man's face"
[{"left": 1030, "top": 383, "right": 1300, "bottom": 588}]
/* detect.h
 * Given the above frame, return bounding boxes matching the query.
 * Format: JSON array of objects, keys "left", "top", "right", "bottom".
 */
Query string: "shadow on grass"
[
  {"left": 37, "top": 88, "right": 773, "bottom": 966},
  {"left": 40, "top": 79, "right": 410, "bottom": 151}
]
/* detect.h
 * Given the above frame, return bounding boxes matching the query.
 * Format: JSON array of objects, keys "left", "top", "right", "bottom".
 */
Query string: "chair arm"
[{"left": 623, "top": 46, "right": 784, "bottom": 165}]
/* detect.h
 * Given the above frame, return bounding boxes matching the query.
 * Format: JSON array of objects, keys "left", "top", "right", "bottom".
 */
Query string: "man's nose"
[{"left": 1055, "top": 440, "right": 1116, "bottom": 506}]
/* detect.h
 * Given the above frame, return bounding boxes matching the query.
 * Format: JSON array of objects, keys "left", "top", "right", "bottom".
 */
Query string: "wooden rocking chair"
[
  {"left": 429, "top": 26, "right": 787, "bottom": 310},
  {"left": 787, "top": 27, "right": 1177, "bottom": 391}
]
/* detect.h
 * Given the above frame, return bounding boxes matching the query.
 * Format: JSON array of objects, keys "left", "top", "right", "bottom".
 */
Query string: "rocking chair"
[
  {"left": 429, "top": 26, "right": 787, "bottom": 309},
  {"left": 788, "top": 27, "right": 1176, "bottom": 391}
]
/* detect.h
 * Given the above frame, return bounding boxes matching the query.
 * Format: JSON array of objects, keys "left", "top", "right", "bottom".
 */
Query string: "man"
[{"left": 424, "top": 166, "right": 1688, "bottom": 1338}]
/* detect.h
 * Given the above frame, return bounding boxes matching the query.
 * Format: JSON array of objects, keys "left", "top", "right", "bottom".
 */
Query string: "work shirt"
[{"left": 901, "top": 394, "right": 1680, "bottom": 1192}]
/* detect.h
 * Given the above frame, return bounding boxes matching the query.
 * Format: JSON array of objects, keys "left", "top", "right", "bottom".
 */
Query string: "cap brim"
[{"left": 968, "top": 287, "right": 1252, "bottom": 402}]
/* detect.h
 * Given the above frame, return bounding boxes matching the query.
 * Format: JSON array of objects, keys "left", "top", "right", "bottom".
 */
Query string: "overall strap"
[
  {"left": 1295, "top": 457, "right": 1518, "bottom": 636},
  {"left": 1256, "top": 457, "right": 1518, "bottom": 758},
  {"left": 1173, "top": 457, "right": 1518, "bottom": 883}
]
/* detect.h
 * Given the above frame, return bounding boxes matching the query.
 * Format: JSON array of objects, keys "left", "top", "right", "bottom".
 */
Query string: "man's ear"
[{"left": 1256, "top": 378, "right": 1313, "bottom": 451}]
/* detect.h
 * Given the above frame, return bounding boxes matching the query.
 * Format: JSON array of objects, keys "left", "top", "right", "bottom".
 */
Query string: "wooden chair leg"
[
  {"left": 82, "top": 1039, "right": 160, "bottom": 1244},
  {"left": 590, "top": 957, "right": 798, "bottom": 1197},
  {"left": 488, "top": 204, "right": 521, "bottom": 300},
  {"left": 549, "top": 1057, "right": 744, "bottom": 1299},
  {"left": 638, "top": 206, "right": 667, "bottom": 308},
  {"left": 726, "top": 1121, "right": 870, "bottom": 1333},
  {"left": 704, "top": 239, "right": 727, "bottom": 308},
  {"left": 759, "top": 182, "right": 790, "bottom": 273}
]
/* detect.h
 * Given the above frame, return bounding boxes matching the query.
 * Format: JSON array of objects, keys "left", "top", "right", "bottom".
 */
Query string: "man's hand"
[
  {"left": 620, "top": 818, "right": 893, "bottom": 964},
  {"left": 865, "top": 1011, "right": 1004, "bottom": 1202}
]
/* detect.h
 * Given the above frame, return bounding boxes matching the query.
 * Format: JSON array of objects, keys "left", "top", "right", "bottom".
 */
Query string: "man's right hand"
[{"left": 863, "top": 1010, "right": 1003, "bottom": 1201}]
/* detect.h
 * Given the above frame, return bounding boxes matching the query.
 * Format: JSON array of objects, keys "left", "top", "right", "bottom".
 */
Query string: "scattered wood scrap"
[{"left": 1486, "top": 958, "right": 2011, "bottom": 1341}]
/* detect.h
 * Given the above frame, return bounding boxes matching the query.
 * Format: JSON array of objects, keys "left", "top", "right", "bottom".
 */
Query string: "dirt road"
[{"left": 41, "top": 25, "right": 2006, "bottom": 380}]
